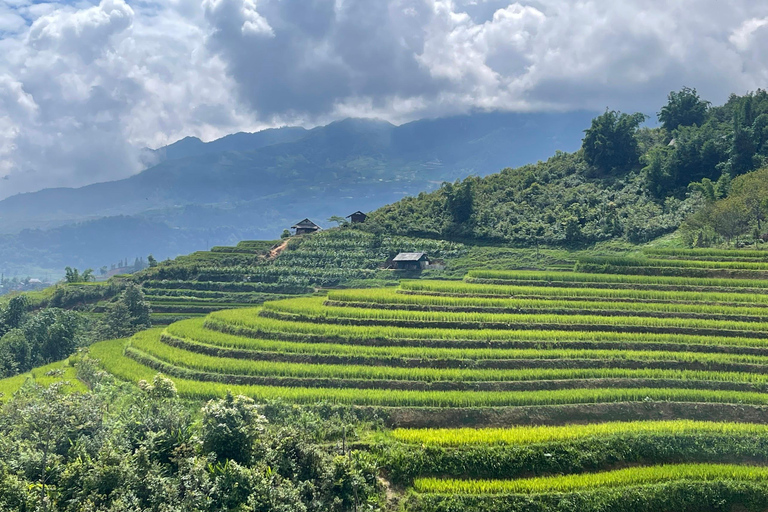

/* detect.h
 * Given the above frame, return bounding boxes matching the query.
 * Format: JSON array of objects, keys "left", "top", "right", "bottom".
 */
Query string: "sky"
[{"left": 0, "top": 0, "right": 768, "bottom": 199}]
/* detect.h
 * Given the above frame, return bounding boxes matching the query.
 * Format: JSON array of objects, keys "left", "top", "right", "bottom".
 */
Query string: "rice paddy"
[{"left": 86, "top": 246, "right": 768, "bottom": 510}]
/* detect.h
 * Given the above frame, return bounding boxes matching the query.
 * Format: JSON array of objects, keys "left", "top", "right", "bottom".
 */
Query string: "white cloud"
[{"left": 2, "top": 0, "right": 768, "bottom": 199}]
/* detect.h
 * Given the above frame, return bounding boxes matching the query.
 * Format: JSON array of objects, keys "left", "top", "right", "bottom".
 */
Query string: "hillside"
[
  {"left": 365, "top": 90, "right": 768, "bottom": 248},
  {"left": 4, "top": 247, "right": 765, "bottom": 510},
  {"left": 6, "top": 89, "right": 768, "bottom": 511},
  {"left": 0, "top": 111, "right": 594, "bottom": 277}
]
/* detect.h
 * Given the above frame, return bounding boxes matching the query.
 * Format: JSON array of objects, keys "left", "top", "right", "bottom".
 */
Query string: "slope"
[{"left": 0, "top": 111, "right": 594, "bottom": 276}]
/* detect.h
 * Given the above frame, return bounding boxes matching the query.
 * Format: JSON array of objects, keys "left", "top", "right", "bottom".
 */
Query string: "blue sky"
[{"left": 1, "top": 0, "right": 768, "bottom": 198}]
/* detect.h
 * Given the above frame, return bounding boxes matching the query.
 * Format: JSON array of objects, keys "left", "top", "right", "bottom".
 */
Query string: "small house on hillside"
[
  {"left": 291, "top": 219, "right": 321, "bottom": 235},
  {"left": 346, "top": 211, "right": 368, "bottom": 224},
  {"left": 392, "top": 252, "right": 429, "bottom": 270}
]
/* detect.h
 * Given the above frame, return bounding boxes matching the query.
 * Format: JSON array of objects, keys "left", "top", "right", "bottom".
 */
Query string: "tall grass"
[
  {"left": 327, "top": 288, "right": 768, "bottom": 318},
  {"left": 391, "top": 420, "right": 768, "bottom": 446},
  {"left": 262, "top": 296, "right": 768, "bottom": 334},
  {"left": 91, "top": 340, "right": 768, "bottom": 407},
  {"left": 166, "top": 319, "right": 768, "bottom": 365},
  {"left": 465, "top": 270, "right": 768, "bottom": 289},
  {"left": 413, "top": 464, "right": 768, "bottom": 494},
  {"left": 206, "top": 309, "right": 768, "bottom": 349},
  {"left": 131, "top": 332, "right": 768, "bottom": 385},
  {"left": 579, "top": 256, "right": 768, "bottom": 270},
  {"left": 399, "top": 280, "right": 768, "bottom": 305}
]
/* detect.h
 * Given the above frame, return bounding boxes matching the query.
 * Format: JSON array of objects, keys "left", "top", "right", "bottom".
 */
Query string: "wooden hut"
[
  {"left": 291, "top": 219, "right": 321, "bottom": 235},
  {"left": 392, "top": 252, "right": 429, "bottom": 270},
  {"left": 346, "top": 211, "right": 368, "bottom": 224}
]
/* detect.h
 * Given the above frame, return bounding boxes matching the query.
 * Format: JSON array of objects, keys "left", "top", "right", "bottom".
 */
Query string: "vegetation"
[
  {"left": 9, "top": 88, "right": 768, "bottom": 511},
  {"left": 362, "top": 89, "right": 768, "bottom": 249},
  {"left": 0, "top": 371, "right": 381, "bottom": 511}
]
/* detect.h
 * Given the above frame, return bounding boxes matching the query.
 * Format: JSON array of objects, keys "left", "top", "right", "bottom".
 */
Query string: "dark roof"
[
  {"left": 393, "top": 252, "right": 427, "bottom": 262},
  {"left": 346, "top": 211, "right": 367, "bottom": 218},
  {"left": 291, "top": 218, "right": 320, "bottom": 229}
]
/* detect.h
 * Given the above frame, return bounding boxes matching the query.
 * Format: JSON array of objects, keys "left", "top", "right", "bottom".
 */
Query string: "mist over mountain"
[{"left": 0, "top": 110, "right": 595, "bottom": 277}]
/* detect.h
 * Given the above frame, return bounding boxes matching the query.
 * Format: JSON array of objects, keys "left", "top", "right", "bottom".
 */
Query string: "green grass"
[
  {"left": 165, "top": 318, "right": 768, "bottom": 365},
  {"left": 466, "top": 270, "right": 768, "bottom": 289},
  {"left": 0, "top": 358, "right": 86, "bottom": 401},
  {"left": 579, "top": 256, "right": 768, "bottom": 270},
  {"left": 90, "top": 339, "right": 768, "bottom": 406},
  {"left": 130, "top": 331, "right": 768, "bottom": 386},
  {"left": 399, "top": 279, "right": 768, "bottom": 305},
  {"left": 205, "top": 308, "right": 768, "bottom": 350},
  {"left": 413, "top": 464, "right": 768, "bottom": 494},
  {"left": 261, "top": 296, "right": 768, "bottom": 334},
  {"left": 391, "top": 420, "right": 768, "bottom": 446},
  {"left": 643, "top": 248, "right": 768, "bottom": 259},
  {"left": 327, "top": 288, "right": 768, "bottom": 318}
]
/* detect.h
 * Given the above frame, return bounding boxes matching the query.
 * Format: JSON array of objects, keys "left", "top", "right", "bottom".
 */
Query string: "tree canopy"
[
  {"left": 582, "top": 110, "right": 647, "bottom": 175},
  {"left": 658, "top": 87, "right": 710, "bottom": 132}
]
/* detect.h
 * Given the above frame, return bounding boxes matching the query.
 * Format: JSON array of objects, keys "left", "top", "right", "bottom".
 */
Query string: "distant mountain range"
[{"left": 0, "top": 110, "right": 596, "bottom": 277}]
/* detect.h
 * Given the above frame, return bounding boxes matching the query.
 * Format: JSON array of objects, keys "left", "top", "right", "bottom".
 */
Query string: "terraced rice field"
[
  {"left": 135, "top": 230, "right": 465, "bottom": 324},
  {"left": 92, "top": 251, "right": 768, "bottom": 510}
]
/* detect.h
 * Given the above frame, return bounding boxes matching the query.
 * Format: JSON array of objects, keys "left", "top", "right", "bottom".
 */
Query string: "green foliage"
[
  {"left": 97, "top": 284, "right": 152, "bottom": 339},
  {"left": 200, "top": 392, "right": 267, "bottom": 464},
  {"left": 0, "top": 299, "right": 86, "bottom": 378},
  {"left": 682, "top": 167, "right": 768, "bottom": 246},
  {"left": 658, "top": 87, "right": 710, "bottom": 132},
  {"left": 582, "top": 110, "right": 647, "bottom": 174},
  {"left": 365, "top": 152, "right": 693, "bottom": 247},
  {"left": 64, "top": 267, "right": 95, "bottom": 284},
  {"left": 0, "top": 372, "right": 383, "bottom": 512}
]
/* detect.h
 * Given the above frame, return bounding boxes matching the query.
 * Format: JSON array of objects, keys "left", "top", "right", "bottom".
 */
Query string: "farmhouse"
[
  {"left": 346, "top": 211, "right": 368, "bottom": 224},
  {"left": 291, "top": 219, "right": 321, "bottom": 235},
  {"left": 392, "top": 252, "right": 429, "bottom": 270}
]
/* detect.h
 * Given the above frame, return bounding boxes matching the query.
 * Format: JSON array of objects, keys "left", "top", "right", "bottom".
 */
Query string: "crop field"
[
  {"left": 413, "top": 464, "right": 768, "bottom": 494},
  {"left": 127, "top": 230, "right": 465, "bottom": 323},
  {"left": 85, "top": 249, "right": 768, "bottom": 511}
]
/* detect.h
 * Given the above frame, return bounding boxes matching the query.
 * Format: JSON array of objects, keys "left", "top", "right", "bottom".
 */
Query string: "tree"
[
  {"left": 280, "top": 229, "right": 291, "bottom": 239},
  {"left": 729, "top": 167, "right": 768, "bottom": 232},
  {"left": 122, "top": 284, "right": 151, "bottom": 329},
  {"left": 328, "top": 216, "right": 348, "bottom": 227},
  {"left": 642, "top": 147, "right": 672, "bottom": 199},
  {"left": 98, "top": 284, "right": 151, "bottom": 339},
  {"left": 0, "top": 329, "right": 30, "bottom": 377},
  {"left": 200, "top": 393, "right": 267, "bottom": 464},
  {"left": 23, "top": 309, "right": 81, "bottom": 364},
  {"left": 64, "top": 267, "right": 95, "bottom": 283},
  {"left": 582, "top": 110, "right": 647, "bottom": 174},
  {"left": 710, "top": 196, "right": 750, "bottom": 244},
  {"left": 0, "top": 295, "right": 28, "bottom": 336},
  {"left": 658, "top": 87, "right": 710, "bottom": 132},
  {"left": 10, "top": 383, "right": 102, "bottom": 511},
  {"left": 442, "top": 178, "right": 475, "bottom": 235},
  {"left": 147, "top": 254, "right": 158, "bottom": 268},
  {"left": 730, "top": 114, "right": 757, "bottom": 176},
  {"left": 688, "top": 178, "right": 717, "bottom": 202}
]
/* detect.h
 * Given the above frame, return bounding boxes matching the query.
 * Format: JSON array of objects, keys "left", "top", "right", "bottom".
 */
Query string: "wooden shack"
[
  {"left": 392, "top": 252, "right": 429, "bottom": 270},
  {"left": 346, "top": 211, "right": 368, "bottom": 224},
  {"left": 291, "top": 219, "right": 321, "bottom": 235}
]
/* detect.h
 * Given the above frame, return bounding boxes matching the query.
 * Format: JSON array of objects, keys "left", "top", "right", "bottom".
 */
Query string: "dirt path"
[{"left": 267, "top": 239, "right": 290, "bottom": 259}]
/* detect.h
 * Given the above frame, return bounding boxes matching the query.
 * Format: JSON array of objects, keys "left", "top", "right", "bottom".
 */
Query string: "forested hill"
[{"left": 364, "top": 89, "right": 768, "bottom": 248}]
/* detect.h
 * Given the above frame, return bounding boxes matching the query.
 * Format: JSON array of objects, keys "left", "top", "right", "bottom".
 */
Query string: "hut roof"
[
  {"left": 291, "top": 218, "right": 320, "bottom": 229},
  {"left": 393, "top": 252, "right": 427, "bottom": 262},
  {"left": 346, "top": 211, "right": 367, "bottom": 218}
]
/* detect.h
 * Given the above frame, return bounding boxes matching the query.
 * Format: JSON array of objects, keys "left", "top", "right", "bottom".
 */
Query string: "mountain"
[
  {"left": 144, "top": 126, "right": 309, "bottom": 164},
  {"left": 0, "top": 110, "right": 596, "bottom": 277}
]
